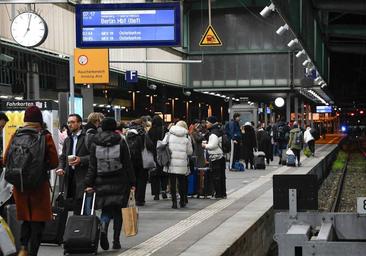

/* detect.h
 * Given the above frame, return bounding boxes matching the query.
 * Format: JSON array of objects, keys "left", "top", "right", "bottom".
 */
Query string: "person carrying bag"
[{"left": 122, "top": 190, "right": 138, "bottom": 237}]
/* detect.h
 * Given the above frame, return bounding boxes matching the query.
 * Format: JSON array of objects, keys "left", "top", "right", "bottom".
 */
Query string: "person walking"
[
  {"left": 288, "top": 122, "right": 304, "bottom": 166},
  {"left": 304, "top": 125, "right": 315, "bottom": 156},
  {"left": 202, "top": 116, "right": 226, "bottom": 198},
  {"left": 147, "top": 115, "right": 168, "bottom": 200},
  {"left": 162, "top": 121, "right": 193, "bottom": 209},
  {"left": 0, "top": 112, "right": 9, "bottom": 170},
  {"left": 56, "top": 114, "right": 90, "bottom": 214},
  {"left": 226, "top": 113, "right": 241, "bottom": 169},
  {"left": 273, "top": 118, "right": 291, "bottom": 165},
  {"left": 4, "top": 106, "right": 58, "bottom": 256},
  {"left": 84, "top": 118, "right": 135, "bottom": 251},
  {"left": 241, "top": 122, "right": 257, "bottom": 169},
  {"left": 256, "top": 125, "right": 273, "bottom": 164},
  {"left": 126, "top": 119, "right": 148, "bottom": 206}
]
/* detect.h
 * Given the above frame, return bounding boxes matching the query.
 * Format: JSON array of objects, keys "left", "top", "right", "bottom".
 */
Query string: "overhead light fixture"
[
  {"left": 260, "top": 3, "right": 275, "bottom": 17},
  {"left": 287, "top": 39, "right": 299, "bottom": 48},
  {"left": 274, "top": 97, "right": 285, "bottom": 108},
  {"left": 302, "top": 59, "right": 311, "bottom": 67},
  {"left": 295, "top": 50, "right": 305, "bottom": 58},
  {"left": 321, "top": 83, "right": 327, "bottom": 88},
  {"left": 276, "top": 24, "right": 289, "bottom": 35}
]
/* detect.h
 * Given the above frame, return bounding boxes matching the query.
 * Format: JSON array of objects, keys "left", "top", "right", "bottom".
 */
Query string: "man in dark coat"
[
  {"left": 273, "top": 118, "right": 291, "bottom": 165},
  {"left": 241, "top": 122, "right": 257, "bottom": 169},
  {"left": 56, "top": 114, "right": 90, "bottom": 215},
  {"left": 227, "top": 113, "right": 242, "bottom": 169},
  {"left": 85, "top": 118, "right": 135, "bottom": 251},
  {"left": 256, "top": 125, "right": 273, "bottom": 164}
]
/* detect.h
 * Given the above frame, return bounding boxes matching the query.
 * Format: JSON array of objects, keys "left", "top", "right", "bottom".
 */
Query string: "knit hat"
[
  {"left": 24, "top": 106, "right": 43, "bottom": 124},
  {"left": 101, "top": 117, "right": 117, "bottom": 131},
  {"left": 244, "top": 122, "right": 252, "bottom": 126},
  {"left": 207, "top": 116, "right": 218, "bottom": 124}
]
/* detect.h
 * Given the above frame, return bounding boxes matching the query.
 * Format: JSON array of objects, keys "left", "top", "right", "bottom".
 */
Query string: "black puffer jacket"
[{"left": 84, "top": 131, "right": 136, "bottom": 209}]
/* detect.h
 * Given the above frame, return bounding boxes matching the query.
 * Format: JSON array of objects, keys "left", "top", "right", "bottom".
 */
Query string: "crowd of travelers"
[{"left": 0, "top": 107, "right": 324, "bottom": 256}]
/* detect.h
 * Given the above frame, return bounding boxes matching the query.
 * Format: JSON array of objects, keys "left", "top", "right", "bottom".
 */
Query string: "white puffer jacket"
[
  {"left": 304, "top": 127, "right": 314, "bottom": 143},
  {"left": 163, "top": 125, "right": 193, "bottom": 175}
]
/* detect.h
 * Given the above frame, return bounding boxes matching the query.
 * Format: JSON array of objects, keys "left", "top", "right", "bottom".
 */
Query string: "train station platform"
[{"left": 38, "top": 136, "right": 342, "bottom": 256}]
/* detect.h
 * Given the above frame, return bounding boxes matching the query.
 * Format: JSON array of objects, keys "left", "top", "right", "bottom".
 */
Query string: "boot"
[
  {"left": 153, "top": 194, "right": 159, "bottom": 200},
  {"left": 112, "top": 230, "right": 122, "bottom": 250},
  {"left": 18, "top": 246, "right": 28, "bottom": 256},
  {"left": 100, "top": 222, "right": 110, "bottom": 250},
  {"left": 161, "top": 191, "right": 168, "bottom": 199}
]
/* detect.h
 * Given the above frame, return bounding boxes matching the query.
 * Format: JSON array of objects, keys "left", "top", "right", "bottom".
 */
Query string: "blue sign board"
[
  {"left": 316, "top": 106, "right": 332, "bottom": 113},
  {"left": 125, "top": 70, "right": 138, "bottom": 83},
  {"left": 76, "top": 3, "right": 181, "bottom": 48}
]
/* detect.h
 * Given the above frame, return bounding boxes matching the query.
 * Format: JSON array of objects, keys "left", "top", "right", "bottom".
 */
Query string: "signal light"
[{"left": 360, "top": 110, "right": 364, "bottom": 115}]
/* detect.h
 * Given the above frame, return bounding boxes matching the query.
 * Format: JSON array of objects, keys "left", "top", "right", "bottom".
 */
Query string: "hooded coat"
[
  {"left": 256, "top": 128, "right": 273, "bottom": 161},
  {"left": 241, "top": 125, "right": 257, "bottom": 161},
  {"left": 163, "top": 125, "right": 193, "bottom": 175},
  {"left": 84, "top": 131, "right": 136, "bottom": 209},
  {"left": 288, "top": 127, "right": 303, "bottom": 150}
]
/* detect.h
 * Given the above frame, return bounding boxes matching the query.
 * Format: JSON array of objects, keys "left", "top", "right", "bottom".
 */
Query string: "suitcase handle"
[{"left": 81, "top": 192, "right": 96, "bottom": 216}]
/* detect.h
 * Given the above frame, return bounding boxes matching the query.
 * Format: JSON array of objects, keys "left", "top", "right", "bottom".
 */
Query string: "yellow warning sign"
[{"left": 199, "top": 25, "right": 222, "bottom": 46}]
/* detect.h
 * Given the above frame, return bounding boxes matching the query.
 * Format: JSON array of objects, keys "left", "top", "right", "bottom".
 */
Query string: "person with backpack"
[
  {"left": 126, "top": 119, "right": 149, "bottom": 206},
  {"left": 202, "top": 116, "right": 227, "bottom": 199},
  {"left": 287, "top": 122, "right": 304, "bottom": 167},
  {"left": 84, "top": 118, "right": 135, "bottom": 251},
  {"left": 3, "top": 106, "right": 59, "bottom": 256},
  {"left": 162, "top": 121, "right": 193, "bottom": 208},
  {"left": 226, "top": 113, "right": 241, "bottom": 170},
  {"left": 56, "top": 114, "right": 90, "bottom": 215},
  {"left": 83, "top": 112, "right": 105, "bottom": 150},
  {"left": 273, "top": 118, "right": 291, "bottom": 165},
  {"left": 148, "top": 115, "right": 168, "bottom": 200}
]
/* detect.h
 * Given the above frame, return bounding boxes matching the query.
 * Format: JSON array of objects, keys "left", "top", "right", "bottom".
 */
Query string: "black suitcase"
[
  {"left": 254, "top": 151, "right": 266, "bottom": 169},
  {"left": 41, "top": 176, "right": 68, "bottom": 245},
  {"left": 63, "top": 192, "right": 100, "bottom": 255},
  {"left": 5, "top": 204, "right": 22, "bottom": 251},
  {"left": 197, "top": 167, "right": 213, "bottom": 198}
]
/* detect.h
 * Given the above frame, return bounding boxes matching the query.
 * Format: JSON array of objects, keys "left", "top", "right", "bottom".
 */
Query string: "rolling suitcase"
[
  {"left": 63, "top": 192, "right": 100, "bottom": 255},
  {"left": 41, "top": 176, "right": 68, "bottom": 245},
  {"left": 197, "top": 167, "right": 213, "bottom": 198},
  {"left": 286, "top": 154, "right": 296, "bottom": 167},
  {"left": 254, "top": 151, "right": 266, "bottom": 169},
  {"left": 4, "top": 205, "right": 21, "bottom": 251},
  {"left": 187, "top": 168, "right": 198, "bottom": 196}
]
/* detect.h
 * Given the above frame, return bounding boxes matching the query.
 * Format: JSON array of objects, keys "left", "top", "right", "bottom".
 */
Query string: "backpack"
[
  {"left": 5, "top": 128, "right": 46, "bottom": 192},
  {"left": 275, "top": 125, "right": 289, "bottom": 142},
  {"left": 294, "top": 131, "right": 303, "bottom": 146},
  {"left": 126, "top": 132, "right": 143, "bottom": 161},
  {"left": 95, "top": 143, "right": 122, "bottom": 176},
  {"left": 220, "top": 133, "right": 231, "bottom": 154},
  {"left": 156, "top": 133, "right": 171, "bottom": 167}
]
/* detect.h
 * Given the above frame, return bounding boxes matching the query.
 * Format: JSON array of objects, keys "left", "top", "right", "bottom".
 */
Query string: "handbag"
[
  {"left": 122, "top": 190, "right": 138, "bottom": 237},
  {"left": 0, "top": 216, "right": 16, "bottom": 256},
  {"left": 304, "top": 146, "right": 312, "bottom": 157},
  {"left": 142, "top": 134, "right": 156, "bottom": 169}
]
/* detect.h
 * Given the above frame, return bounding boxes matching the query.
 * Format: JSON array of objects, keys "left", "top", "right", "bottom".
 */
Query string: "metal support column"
[
  {"left": 69, "top": 56, "right": 75, "bottom": 115},
  {"left": 228, "top": 97, "right": 233, "bottom": 120},
  {"left": 286, "top": 94, "right": 291, "bottom": 123},
  {"left": 26, "top": 62, "right": 40, "bottom": 100},
  {"left": 264, "top": 104, "right": 268, "bottom": 126},
  {"left": 300, "top": 99, "right": 305, "bottom": 128},
  {"left": 81, "top": 85, "right": 94, "bottom": 119},
  {"left": 294, "top": 97, "right": 299, "bottom": 124}
]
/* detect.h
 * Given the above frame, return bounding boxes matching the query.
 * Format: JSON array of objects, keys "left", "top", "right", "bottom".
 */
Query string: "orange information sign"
[
  {"left": 199, "top": 25, "right": 222, "bottom": 46},
  {"left": 74, "top": 48, "right": 109, "bottom": 84}
]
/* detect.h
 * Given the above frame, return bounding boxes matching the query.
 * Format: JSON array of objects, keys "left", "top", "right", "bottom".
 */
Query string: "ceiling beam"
[
  {"left": 326, "top": 25, "right": 366, "bottom": 39},
  {"left": 328, "top": 44, "right": 366, "bottom": 54},
  {"left": 313, "top": 0, "right": 366, "bottom": 14}
]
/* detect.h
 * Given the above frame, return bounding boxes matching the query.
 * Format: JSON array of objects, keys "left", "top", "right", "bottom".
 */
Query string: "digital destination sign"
[
  {"left": 75, "top": 3, "right": 181, "bottom": 48},
  {"left": 316, "top": 106, "right": 332, "bottom": 113}
]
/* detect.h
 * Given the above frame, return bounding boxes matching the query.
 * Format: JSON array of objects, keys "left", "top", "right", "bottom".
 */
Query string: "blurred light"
[
  {"left": 296, "top": 50, "right": 305, "bottom": 58},
  {"left": 341, "top": 126, "right": 346, "bottom": 132},
  {"left": 98, "top": 104, "right": 105, "bottom": 107},
  {"left": 276, "top": 24, "right": 289, "bottom": 35},
  {"left": 360, "top": 110, "right": 364, "bottom": 114},
  {"left": 274, "top": 97, "right": 285, "bottom": 107},
  {"left": 0, "top": 95, "right": 9, "bottom": 99},
  {"left": 14, "top": 96, "right": 23, "bottom": 100},
  {"left": 351, "top": 113, "right": 355, "bottom": 116}
]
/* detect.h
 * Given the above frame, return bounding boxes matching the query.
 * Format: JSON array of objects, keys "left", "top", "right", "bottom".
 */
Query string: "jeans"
[
  {"left": 100, "top": 205, "right": 122, "bottom": 237},
  {"left": 20, "top": 221, "right": 45, "bottom": 256}
]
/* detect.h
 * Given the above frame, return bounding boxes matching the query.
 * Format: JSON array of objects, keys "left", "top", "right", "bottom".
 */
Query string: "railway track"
[{"left": 318, "top": 136, "right": 366, "bottom": 212}]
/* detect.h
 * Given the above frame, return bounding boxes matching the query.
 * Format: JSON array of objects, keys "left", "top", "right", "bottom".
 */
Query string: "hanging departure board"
[{"left": 75, "top": 3, "right": 181, "bottom": 48}]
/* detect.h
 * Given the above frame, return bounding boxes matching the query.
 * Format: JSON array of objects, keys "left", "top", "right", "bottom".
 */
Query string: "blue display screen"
[
  {"left": 316, "top": 106, "right": 332, "bottom": 113},
  {"left": 76, "top": 3, "right": 181, "bottom": 48}
]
